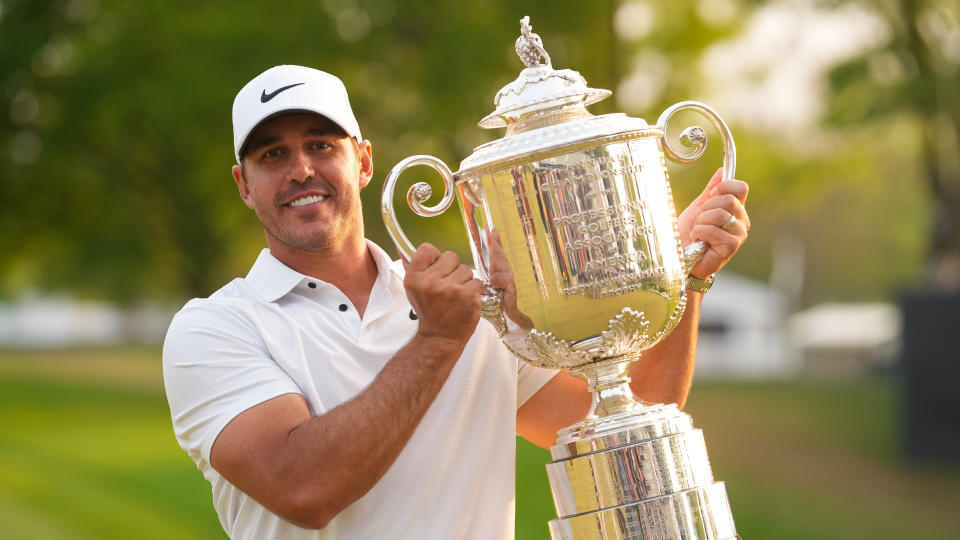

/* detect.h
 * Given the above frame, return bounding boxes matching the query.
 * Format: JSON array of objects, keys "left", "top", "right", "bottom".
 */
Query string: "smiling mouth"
[{"left": 287, "top": 194, "right": 328, "bottom": 207}]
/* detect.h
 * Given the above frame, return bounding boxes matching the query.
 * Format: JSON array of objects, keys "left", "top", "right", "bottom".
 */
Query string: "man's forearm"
[
  {"left": 287, "top": 333, "right": 462, "bottom": 492},
  {"left": 216, "top": 332, "right": 467, "bottom": 529},
  {"left": 628, "top": 291, "right": 701, "bottom": 408}
]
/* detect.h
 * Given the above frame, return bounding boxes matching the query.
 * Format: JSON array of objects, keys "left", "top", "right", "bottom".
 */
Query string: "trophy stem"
[{"left": 570, "top": 356, "right": 641, "bottom": 418}]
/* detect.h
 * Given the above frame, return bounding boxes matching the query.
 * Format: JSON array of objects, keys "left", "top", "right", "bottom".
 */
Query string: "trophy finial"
[
  {"left": 516, "top": 15, "right": 551, "bottom": 68},
  {"left": 480, "top": 15, "right": 610, "bottom": 130}
]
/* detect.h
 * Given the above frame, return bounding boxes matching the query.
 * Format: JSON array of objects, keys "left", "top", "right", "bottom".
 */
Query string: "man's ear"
[
  {"left": 232, "top": 164, "right": 255, "bottom": 209},
  {"left": 357, "top": 140, "right": 374, "bottom": 189}
]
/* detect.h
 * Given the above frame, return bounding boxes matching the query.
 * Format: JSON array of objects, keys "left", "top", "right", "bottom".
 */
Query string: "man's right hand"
[{"left": 402, "top": 243, "right": 484, "bottom": 346}]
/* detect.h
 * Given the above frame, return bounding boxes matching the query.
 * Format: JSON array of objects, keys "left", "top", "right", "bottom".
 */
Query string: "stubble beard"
[{"left": 258, "top": 195, "right": 364, "bottom": 255}]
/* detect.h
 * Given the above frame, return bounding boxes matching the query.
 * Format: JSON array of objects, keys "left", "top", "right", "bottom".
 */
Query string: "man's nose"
[{"left": 289, "top": 149, "right": 315, "bottom": 182}]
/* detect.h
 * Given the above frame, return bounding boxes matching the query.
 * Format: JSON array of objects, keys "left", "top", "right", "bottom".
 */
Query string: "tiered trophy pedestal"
[{"left": 546, "top": 403, "right": 738, "bottom": 539}]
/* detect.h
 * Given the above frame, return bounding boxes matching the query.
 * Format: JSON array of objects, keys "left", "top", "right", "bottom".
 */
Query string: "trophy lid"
[
  {"left": 459, "top": 17, "right": 655, "bottom": 175},
  {"left": 478, "top": 16, "right": 611, "bottom": 129}
]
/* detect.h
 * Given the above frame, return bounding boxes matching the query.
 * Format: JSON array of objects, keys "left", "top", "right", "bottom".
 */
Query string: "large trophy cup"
[{"left": 382, "top": 17, "right": 739, "bottom": 540}]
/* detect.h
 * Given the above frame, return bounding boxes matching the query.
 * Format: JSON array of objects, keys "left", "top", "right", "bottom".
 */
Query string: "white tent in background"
[
  {"left": 788, "top": 302, "right": 900, "bottom": 377},
  {"left": 694, "top": 272, "right": 799, "bottom": 379},
  {"left": 0, "top": 296, "right": 172, "bottom": 347}
]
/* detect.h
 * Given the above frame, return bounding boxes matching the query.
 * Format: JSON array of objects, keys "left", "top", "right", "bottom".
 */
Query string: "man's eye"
[
  {"left": 309, "top": 141, "right": 332, "bottom": 151},
  {"left": 262, "top": 148, "right": 282, "bottom": 160}
]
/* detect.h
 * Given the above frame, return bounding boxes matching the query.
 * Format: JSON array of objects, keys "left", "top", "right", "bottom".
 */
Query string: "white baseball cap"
[{"left": 231, "top": 65, "right": 362, "bottom": 163}]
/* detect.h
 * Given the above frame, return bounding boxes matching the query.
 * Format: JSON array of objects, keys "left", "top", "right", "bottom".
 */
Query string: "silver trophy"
[{"left": 382, "top": 16, "right": 739, "bottom": 540}]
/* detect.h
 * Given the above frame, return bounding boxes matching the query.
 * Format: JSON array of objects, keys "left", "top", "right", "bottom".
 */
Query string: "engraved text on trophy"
[
  {"left": 535, "top": 154, "right": 668, "bottom": 298},
  {"left": 478, "top": 141, "right": 685, "bottom": 343}
]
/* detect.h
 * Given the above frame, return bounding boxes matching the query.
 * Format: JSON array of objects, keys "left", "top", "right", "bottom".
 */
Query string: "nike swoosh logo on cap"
[{"left": 260, "top": 82, "right": 305, "bottom": 103}]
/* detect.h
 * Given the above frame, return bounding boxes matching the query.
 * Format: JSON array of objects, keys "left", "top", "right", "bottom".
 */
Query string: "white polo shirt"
[{"left": 162, "top": 242, "right": 558, "bottom": 539}]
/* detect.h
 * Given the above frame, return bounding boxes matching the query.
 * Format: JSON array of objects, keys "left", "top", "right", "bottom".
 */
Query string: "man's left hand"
[{"left": 677, "top": 168, "right": 750, "bottom": 279}]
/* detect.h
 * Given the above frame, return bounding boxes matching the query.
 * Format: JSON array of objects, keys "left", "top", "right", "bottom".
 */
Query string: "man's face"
[{"left": 232, "top": 114, "right": 373, "bottom": 255}]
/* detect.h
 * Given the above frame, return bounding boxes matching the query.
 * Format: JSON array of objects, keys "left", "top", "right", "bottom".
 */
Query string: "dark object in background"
[{"left": 900, "top": 292, "right": 960, "bottom": 462}]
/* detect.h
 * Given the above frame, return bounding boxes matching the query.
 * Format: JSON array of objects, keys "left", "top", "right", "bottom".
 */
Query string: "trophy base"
[
  {"left": 546, "top": 402, "right": 737, "bottom": 540},
  {"left": 547, "top": 483, "right": 738, "bottom": 540}
]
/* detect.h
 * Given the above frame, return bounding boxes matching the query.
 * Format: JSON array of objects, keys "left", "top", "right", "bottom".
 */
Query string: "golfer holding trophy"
[{"left": 383, "top": 17, "right": 743, "bottom": 539}]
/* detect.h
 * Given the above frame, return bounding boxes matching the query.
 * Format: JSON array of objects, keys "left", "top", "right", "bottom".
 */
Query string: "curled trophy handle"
[
  {"left": 656, "top": 101, "right": 737, "bottom": 274},
  {"left": 380, "top": 155, "right": 506, "bottom": 327},
  {"left": 380, "top": 155, "right": 458, "bottom": 262}
]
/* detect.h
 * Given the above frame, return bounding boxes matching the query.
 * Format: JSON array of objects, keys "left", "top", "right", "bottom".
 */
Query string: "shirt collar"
[{"left": 244, "top": 241, "right": 401, "bottom": 303}]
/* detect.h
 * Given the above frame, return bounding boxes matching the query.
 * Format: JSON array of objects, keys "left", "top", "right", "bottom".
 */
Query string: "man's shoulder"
[
  {"left": 167, "top": 278, "right": 269, "bottom": 337},
  {"left": 177, "top": 278, "right": 257, "bottom": 311}
]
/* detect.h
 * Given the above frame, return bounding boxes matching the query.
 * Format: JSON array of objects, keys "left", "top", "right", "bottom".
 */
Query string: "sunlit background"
[{"left": 1, "top": 0, "right": 958, "bottom": 538}]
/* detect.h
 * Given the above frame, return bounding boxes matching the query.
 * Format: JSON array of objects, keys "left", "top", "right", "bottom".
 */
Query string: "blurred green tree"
[
  {"left": 0, "top": 0, "right": 617, "bottom": 302},
  {"left": 611, "top": 0, "right": 946, "bottom": 304},
  {"left": 0, "top": 0, "right": 951, "bottom": 306},
  {"left": 824, "top": 0, "right": 960, "bottom": 291}
]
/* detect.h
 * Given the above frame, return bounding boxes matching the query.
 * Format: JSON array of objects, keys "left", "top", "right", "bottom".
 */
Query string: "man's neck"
[{"left": 269, "top": 238, "right": 380, "bottom": 317}]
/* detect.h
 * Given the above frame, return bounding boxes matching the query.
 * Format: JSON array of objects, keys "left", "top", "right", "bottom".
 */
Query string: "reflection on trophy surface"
[
  {"left": 468, "top": 142, "right": 687, "bottom": 366},
  {"left": 382, "top": 16, "right": 740, "bottom": 540}
]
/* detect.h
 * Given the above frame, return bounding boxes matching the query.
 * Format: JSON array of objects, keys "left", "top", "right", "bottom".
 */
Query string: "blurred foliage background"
[
  {"left": 1, "top": 0, "right": 959, "bottom": 538},
  {"left": 2, "top": 0, "right": 957, "bottom": 305}
]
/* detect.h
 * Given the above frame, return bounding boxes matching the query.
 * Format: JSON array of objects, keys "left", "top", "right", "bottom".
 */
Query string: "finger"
[
  {"left": 688, "top": 233, "right": 744, "bottom": 279},
  {"left": 446, "top": 264, "right": 476, "bottom": 284},
  {"left": 694, "top": 208, "right": 736, "bottom": 229},
  {"left": 697, "top": 193, "right": 740, "bottom": 212},
  {"left": 689, "top": 253, "right": 727, "bottom": 281},
  {"left": 690, "top": 168, "right": 724, "bottom": 207},
  {"left": 427, "top": 250, "right": 461, "bottom": 277},
  {"left": 488, "top": 246, "right": 512, "bottom": 273},
  {"left": 488, "top": 268, "right": 515, "bottom": 289},
  {"left": 689, "top": 224, "right": 746, "bottom": 258},
  {"left": 463, "top": 278, "right": 486, "bottom": 304},
  {"left": 696, "top": 195, "right": 750, "bottom": 230},
  {"left": 716, "top": 179, "right": 749, "bottom": 204},
  {"left": 408, "top": 243, "right": 440, "bottom": 271},
  {"left": 694, "top": 207, "right": 749, "bottom": 234}
]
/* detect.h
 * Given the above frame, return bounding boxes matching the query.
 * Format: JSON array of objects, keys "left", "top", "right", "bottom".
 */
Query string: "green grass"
[
  {"left": 2, "top": 349, "right": 958, "bottom": 539},
  {"left": 0, "top": 348, "right": 224, "bottom": 539}
]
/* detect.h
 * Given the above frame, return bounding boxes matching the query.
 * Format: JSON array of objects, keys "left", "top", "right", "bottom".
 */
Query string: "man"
[{"left": 163, "top": 65, "right": 750, "bottom": 539}]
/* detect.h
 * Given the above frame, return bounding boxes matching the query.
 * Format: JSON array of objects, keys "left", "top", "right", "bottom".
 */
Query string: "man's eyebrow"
[
  {"left": 304, "top": 127, "right": 347, "bottom": 138},
  {"left": 243, "top": 125, "right": 347, "bottom": 158},
  {"left": 245, "top": 135, "right": 281, "bottom": 155}
]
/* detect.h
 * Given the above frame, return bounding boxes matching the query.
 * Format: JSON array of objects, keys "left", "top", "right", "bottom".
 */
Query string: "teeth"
[{"left": 289, "top": 195, "right": 327, "bottom": 207}]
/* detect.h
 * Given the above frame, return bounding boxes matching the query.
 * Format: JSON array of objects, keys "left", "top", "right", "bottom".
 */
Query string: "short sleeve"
[
  {"left": 162, "top": 300, "right": 302, "bottom": 467},
  {"left": 516, "top": 359, "right": 560, "bottom": 409}
]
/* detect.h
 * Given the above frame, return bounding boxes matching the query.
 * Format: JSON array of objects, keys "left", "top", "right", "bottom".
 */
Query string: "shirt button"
[
  {"left": 307, "top": 282, "right": 317, "bottom": 289},
  {"left": 339, "top": 304, "right": 348, "bottom": 312}
]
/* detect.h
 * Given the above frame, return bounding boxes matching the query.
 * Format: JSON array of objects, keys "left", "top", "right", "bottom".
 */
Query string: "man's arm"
[
  {"left": 518, "top": 171, "right": 748, "bottom": 449},
  {"left": 209, "top": 244, "right": 483, "bottom": 529}
]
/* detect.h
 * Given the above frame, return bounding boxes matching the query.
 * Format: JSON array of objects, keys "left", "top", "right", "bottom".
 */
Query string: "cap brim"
[{"left": 236, "top": 108, "right": 360, "bottom": 162}]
